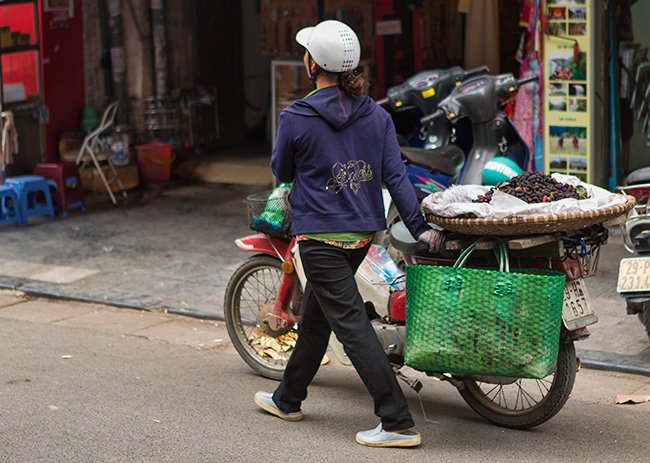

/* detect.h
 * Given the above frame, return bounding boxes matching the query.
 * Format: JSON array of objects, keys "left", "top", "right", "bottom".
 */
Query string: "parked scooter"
[
  {"left": 419, "top": 72, "right": 535, "bottom": 186},
  {"left": 375, "top": 73, "right": 536, "bottom": 257},
  {"left": 378, "top": 66, "right": 488, "bottom": 152},
  {"left": 378, "top": 71, "right": 533, "bottom": 200},
  {"left": 224, "top": 192, "right": 607, "bottom": 429},
  {"left": 377, "top": 66, "right": 487, "bottom": 198},
  {"left": 616, "top": 167, "right": 650, "bottom": 339}
]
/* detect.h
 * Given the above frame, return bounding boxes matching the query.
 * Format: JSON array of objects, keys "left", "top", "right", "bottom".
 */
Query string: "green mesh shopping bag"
[{"left": 405, "top": 240, "right": 566, "bottom": 379}]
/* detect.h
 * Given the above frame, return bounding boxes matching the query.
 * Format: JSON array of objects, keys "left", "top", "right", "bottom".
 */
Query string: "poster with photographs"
[{"left": 544, "top": 0, "right": 591, "bottom": 182}]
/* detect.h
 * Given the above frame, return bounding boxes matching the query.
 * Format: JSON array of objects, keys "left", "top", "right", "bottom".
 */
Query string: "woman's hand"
[{"left": 416, "top": 228, "right": 446, "bottom": 253}]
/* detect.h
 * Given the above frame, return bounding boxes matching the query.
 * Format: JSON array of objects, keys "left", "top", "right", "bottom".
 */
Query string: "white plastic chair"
[{"left": 73, "top": 101, "right": 127, "bottom": 205}]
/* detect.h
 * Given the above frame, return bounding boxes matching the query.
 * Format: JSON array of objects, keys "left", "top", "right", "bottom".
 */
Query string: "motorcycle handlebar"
[
  {"left": 420, "top": 108, "right": 445, "bottom": 125},
  {"left": 517, "top": 75, "right": 539, "bottom": 87},
  {"left": 375, "top": 97, "right": 389, "bottom": 106},
  {"left": 464, "top": 66, "right": 490, "bottom": 78}
]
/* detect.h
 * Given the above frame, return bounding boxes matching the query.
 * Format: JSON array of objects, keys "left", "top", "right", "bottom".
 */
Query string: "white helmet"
[{"left": 295, "top": 20, "right": 361, "bottom": 73}]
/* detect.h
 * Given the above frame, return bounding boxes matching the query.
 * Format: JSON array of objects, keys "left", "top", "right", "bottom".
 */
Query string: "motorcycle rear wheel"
[
  {"left": 457, "top": 342, "right": 576, "bottom": 430},
  {"left": 224, "top": 255, "right": 301, "bottom": 381}
]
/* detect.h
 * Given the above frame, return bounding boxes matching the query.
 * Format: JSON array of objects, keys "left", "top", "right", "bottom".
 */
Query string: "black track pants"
[{"left": 273, "top": 239, "right": 414, "bottom": 431}]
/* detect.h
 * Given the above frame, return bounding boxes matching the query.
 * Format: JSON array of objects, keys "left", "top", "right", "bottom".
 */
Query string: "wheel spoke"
[
  {"left": 519, "top": 382, "right": 538, "bottom": 408},
  {"left": 536, "top": 379, "right": 553, "bottom": 396},
  {"left": 482, "top": 383, "right": 501, "bottom": 400},
  {"left": 498, "top": 386, "right": 508, "bottom": 409},
  {"left": 514, "top": 383, "right": 523, "bottom": 410}
]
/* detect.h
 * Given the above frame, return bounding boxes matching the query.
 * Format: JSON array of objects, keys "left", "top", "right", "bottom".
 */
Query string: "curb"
[
  {"left": 0, "top": 280, "right": 222, "bottom": 322},
  {"left": 578, "top": 349, "right": 650, "bottom": 377}
]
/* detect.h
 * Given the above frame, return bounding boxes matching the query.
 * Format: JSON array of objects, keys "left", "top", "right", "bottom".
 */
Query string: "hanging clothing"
[
  {"left": 513, "top": 66, "right": 536, "bottom": 157},
  {"left": 463, "top": 0, "right": 500, "bottom": 74},
  {"left": 1, "top": 111, "right": 19, "bottom": 168}
]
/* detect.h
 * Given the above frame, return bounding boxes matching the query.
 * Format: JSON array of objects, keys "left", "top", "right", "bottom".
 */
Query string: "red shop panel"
[{"left": 2, "top": 51, "right": 39, "bottom": 99}]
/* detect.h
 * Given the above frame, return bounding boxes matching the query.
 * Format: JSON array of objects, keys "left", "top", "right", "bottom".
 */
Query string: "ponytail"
[{"left": 338, "top": 69, "right": 367, "bottom": 97}]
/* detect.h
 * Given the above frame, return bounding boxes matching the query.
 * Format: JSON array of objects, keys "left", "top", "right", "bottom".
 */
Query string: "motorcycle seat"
[
  {"left": 400, "top": 146, "right": 465, "bottom": 177},
  {"left": 627, "top": 167, "right": 650, "bottom": 185}
]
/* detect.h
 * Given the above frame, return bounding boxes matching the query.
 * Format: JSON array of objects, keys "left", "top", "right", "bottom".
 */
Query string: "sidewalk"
[
  {"left": 0, "top": 181, "right": 648, "bottom": 375},
  {"left": 0, "top": 289, "right": 229, "bottom": 351},
  {"left": 0, "top": 182, "right": 264, "bottom": 319}
]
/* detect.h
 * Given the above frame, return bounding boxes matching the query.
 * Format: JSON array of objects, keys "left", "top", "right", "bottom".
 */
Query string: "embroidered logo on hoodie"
[{"left": 326, "top": 160, "right": 373, "bottom": 195}]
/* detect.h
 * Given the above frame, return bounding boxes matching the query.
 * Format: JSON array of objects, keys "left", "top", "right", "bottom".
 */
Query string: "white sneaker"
[
  {"left": 356, "top": 424, "right": 421, "bottom": 448},
  {"left": 254, "top": 391, "right": 304, "bottom": 421}
]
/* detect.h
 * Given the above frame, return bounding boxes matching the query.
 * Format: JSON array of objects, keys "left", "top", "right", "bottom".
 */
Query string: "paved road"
[{"left": 1, "top": 295, "right": 650, "bottom": 462}]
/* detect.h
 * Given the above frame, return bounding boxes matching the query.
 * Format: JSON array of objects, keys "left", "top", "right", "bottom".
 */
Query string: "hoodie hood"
[{"left": 285, "top": 86, "right": 373, "bottom": 131}]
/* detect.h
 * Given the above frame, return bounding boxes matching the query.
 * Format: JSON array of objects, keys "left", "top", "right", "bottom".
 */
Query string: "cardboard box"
[{"left": 80, "top": 164, "right": 140, "bottom": 194}]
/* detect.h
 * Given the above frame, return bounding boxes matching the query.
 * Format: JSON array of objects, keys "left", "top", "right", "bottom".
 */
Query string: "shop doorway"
[{"left": 192, "top": 0, "right": 245, "bottom": 149}]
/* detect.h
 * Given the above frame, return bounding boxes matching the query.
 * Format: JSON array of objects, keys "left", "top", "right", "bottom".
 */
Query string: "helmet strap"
[{"left": 307, "top": 54, "right": 322, "bottom": 90}]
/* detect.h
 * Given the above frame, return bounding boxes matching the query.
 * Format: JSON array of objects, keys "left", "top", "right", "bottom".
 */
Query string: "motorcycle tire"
[
  {"left": 457, "top": 342, "right": 577, "bottom": 430},
  {"left": 638, "top": 303, "right": 650, "bottom": 340},
  {"left": 224, "top": 255, "right": 301, "bottom": 381}
]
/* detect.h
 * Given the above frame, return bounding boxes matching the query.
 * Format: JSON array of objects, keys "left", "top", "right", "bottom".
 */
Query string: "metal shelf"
[
  {"left": 1, "top": 96, "right": 40, "bottom": 113},
  {"left": 0, "top": 44, "right": 38, "bottom": 55}
]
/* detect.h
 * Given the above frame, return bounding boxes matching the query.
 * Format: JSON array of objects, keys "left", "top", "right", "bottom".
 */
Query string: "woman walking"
[{"left": 254, "top": 19, "right": 442, "bottom": 448}]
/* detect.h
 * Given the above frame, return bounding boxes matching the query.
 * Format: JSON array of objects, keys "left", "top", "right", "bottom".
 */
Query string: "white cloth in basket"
[{"left": 421, "top": 174, "right": 628, "bottom": 219}]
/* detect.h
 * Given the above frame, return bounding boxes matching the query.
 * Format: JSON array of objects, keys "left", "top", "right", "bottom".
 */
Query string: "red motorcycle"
[{"left": 224, "top": 193, "right": 608, "bottom": 429}]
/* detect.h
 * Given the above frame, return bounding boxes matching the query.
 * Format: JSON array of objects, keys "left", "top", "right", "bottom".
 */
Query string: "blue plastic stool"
[
  {"left": 5, "top": 175, "right": 56, "bottom": 226},
  {"left": 0, "top": 184, "right": 22, "bottom": 227}
]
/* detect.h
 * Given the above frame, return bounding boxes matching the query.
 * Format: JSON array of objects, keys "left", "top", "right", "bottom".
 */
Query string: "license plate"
[
  {"left": 562, "top": 279, "right": 597, "bottom": 330},
  {"left": 617, "top": 257, "right": 650, "bottom": 292}
]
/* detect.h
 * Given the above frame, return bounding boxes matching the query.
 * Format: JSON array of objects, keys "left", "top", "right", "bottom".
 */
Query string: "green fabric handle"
[{"left": 453, "top": 238, "right": 509, "bottom": 273}]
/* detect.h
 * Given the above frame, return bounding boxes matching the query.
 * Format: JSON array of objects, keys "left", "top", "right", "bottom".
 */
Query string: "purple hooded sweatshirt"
[{"left": 271, "top": 85, "right": 428, "bottom": 239}]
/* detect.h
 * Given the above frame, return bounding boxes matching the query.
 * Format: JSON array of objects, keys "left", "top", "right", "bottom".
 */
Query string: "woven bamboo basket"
[{"left": 424, "top": 195, "right": 636, "bottom": 235}]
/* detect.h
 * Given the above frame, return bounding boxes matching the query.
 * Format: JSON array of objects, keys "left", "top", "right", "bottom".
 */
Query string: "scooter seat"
[
  {"left": 400, "top": 146, "right": 465, "bottom": 177},
  {"left": 627, "top": 167, "right": 650, "bottom": 185}
]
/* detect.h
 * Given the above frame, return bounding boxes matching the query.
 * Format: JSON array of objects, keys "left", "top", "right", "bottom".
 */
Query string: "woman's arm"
[
  {"left": 381, "top": 117, "right": 429, "bottom": 239},
  {"left": 270, "top": 112, "right": 296, "bottom": 183}
]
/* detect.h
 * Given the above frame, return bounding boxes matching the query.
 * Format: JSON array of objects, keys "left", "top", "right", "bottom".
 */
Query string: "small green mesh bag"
[{"left": 405, "top": 240, "right": 566, "bottom": 379}]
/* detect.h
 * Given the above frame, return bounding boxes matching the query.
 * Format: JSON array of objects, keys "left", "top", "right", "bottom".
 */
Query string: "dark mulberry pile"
[{"left": 475, "top": 171, "right": 589, "bottom": 204}]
